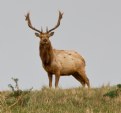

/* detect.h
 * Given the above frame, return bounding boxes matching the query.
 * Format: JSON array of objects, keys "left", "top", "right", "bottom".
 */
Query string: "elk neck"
[{"left": 39, "top": 41, "right": 54, "bottom": 66}]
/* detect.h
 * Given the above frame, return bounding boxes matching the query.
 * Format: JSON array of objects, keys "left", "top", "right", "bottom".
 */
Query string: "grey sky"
[{"left": 0, "top": 0, "right": 121, "bottom": 90}]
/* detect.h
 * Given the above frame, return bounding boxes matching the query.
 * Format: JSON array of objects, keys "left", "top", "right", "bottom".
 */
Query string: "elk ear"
[
  {"left": 49, "top": 32, "right": 54, "bottom": 37},
  {"left": 35, "top": 32, "right": 40, "bottom": 37}
]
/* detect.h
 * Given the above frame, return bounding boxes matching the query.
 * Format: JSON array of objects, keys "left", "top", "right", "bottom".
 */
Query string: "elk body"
[{"left": 25, "top": 11, "right": 90, "bottom": 88}]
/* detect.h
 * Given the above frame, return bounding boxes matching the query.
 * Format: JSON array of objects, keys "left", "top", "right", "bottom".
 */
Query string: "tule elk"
[{"left": 25, "top": 11, "right": 90, "bottom": 88}]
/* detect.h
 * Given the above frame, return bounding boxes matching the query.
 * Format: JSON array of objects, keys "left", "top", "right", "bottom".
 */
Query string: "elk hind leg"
[
  {"left": 72, "top": 73, "right": 86, "bottom": 87},
  {"left": 77, "top": 70, "right": 90, "bottom": 88}
]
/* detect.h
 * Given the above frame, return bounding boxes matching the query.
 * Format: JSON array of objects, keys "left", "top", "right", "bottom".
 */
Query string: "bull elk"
[{"left": 25, "top": 11, "right": 90, "bottom": 88}]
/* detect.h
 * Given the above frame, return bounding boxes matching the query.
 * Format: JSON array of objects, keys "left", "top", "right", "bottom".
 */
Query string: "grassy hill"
[{"left": 0, "top": 85, "right": 121, "bottom": 113}]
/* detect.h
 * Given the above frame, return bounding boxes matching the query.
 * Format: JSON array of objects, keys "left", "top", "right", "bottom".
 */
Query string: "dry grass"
[{"left": 0, "top": 85, "right": 121, "bottom": 113}]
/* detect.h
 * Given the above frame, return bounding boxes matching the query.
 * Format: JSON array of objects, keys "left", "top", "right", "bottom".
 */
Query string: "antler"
[
  {"left": 25, "top": 13, "right": 41, "bottom": 33},
  {"left": 48, "top": 11, "right": 63, "bottom": 33}
]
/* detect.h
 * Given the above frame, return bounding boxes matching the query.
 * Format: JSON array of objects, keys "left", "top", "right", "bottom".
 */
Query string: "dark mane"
[{"left": 39, "top": 42, "right": 54, "bottom": 66}]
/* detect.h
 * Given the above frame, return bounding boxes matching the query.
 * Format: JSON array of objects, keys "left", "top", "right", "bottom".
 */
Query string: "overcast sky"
[{"left": 0, "top": 0, "right": 121, "bottom": 90}]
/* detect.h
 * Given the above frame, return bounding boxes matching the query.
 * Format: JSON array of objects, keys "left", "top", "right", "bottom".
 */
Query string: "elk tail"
[{"left": 81, "top": 57, "right": 86, "bottom": 66}]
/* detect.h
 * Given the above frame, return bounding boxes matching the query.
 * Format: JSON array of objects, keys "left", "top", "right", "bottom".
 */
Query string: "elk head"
[{"left": 25, "top": 11, "right": 63, "bottom": 45}]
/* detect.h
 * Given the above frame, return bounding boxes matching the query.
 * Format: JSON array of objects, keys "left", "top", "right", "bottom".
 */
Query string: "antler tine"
[
  {"left": 46, "top": 26, "right": 48, "bottom": 32},
  {"left": 41, "top": 27, "right": 43, "bottom": 32},
  {"left": 25, "top": 13, "right": 41, "bottom": 33},
  {"left": 48, "top": 11, "right": 63, "bottom": 33}
]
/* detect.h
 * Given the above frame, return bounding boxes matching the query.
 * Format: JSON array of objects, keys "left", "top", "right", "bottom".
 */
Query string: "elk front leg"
[
  {"left": 55, "top": 72, "right": 60, "bottom": 88},
  {"left": 48, "top": 73, "right": 53, "bottom": 88}
]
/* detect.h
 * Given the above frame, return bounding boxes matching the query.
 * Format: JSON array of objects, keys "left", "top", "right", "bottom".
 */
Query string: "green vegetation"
[
  {"left": 103, "top": 84, "right": 121, "bottom": 98},
  {"left": 0, "top": 84, "right": 121, "bottom": 113}
]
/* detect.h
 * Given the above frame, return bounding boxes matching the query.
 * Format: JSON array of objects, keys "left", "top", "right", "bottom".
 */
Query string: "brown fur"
[
  {"left": 39, "top": 42, "right": 53, "bottom": 66},
  {"left": 25, "top": 11, "right": 90, "bottom": 88},
  {"left": 39, "top": 38, "right": 90, "bottom": 88}
]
